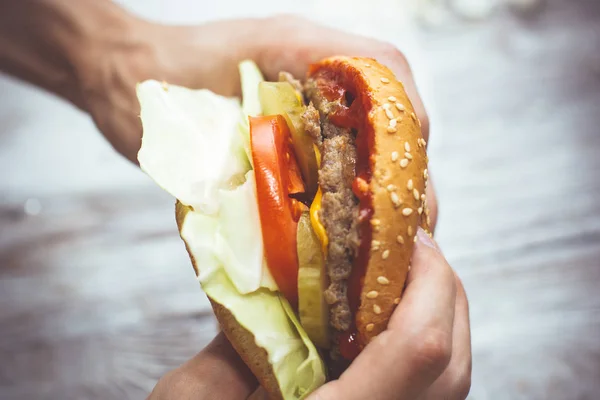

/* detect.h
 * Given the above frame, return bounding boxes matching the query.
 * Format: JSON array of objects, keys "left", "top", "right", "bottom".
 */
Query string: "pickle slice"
[
  {"left": 297, "top": 212, "right": 330, "bottom": 349},
  {"left": 258, "top": 82, "right": 319, "bottom": 197}
]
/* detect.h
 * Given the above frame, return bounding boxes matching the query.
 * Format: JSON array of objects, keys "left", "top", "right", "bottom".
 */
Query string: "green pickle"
[
  {"left": 296, "top": 212, "right": 330, "bottom": 349},
  {"left": 258, "top": 82, "right": 319, "bottom": 197}
]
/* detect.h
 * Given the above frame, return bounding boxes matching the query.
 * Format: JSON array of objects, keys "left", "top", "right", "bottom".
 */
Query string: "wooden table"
[{"left": 1, "top": 0, "right": 599, "bottom": 398}]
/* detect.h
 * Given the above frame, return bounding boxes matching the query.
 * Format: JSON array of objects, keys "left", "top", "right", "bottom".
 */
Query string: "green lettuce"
[{"left": 136, "top": 60, "right": 326, "bottom": 399}]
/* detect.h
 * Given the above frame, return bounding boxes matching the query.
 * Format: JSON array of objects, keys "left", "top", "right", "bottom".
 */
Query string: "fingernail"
[{"left": 416, "top": 227, "right": 438, "bottom": 251}]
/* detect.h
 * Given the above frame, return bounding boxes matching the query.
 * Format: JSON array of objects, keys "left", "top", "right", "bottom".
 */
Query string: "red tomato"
[{"left": 250, "top": 115, "right": 305, "bottom": 307}]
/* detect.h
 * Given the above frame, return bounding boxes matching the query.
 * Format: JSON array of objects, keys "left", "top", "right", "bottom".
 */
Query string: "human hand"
[
  {"left": 146, "top": 331, "right": 258, "bottom": 400},
  {"left": 148, "top": 228, "right": 470, "bottom": 400},
  {"left": 305, "top": 228, "right": 471, "bottom": 400},
  {"left": 73, "top": 10, "right": 437, "bottom": 229}
]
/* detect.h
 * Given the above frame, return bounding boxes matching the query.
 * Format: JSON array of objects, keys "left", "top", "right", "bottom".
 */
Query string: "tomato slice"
[{"left": 250, "top": 115, "right": 305, "bottom": 307}]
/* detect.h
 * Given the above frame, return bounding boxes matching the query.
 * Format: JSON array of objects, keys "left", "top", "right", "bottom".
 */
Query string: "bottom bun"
[
  {"left": 211, "top": 300, "right": 283, "bottom": 400},
  {"left": 175, "top": 201, "right": 283, "bottom": 400}
]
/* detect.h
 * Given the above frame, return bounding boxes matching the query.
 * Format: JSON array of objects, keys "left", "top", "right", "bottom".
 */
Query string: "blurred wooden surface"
[{"left": 1, "top": 0, "right": 599, "bottom": 399}]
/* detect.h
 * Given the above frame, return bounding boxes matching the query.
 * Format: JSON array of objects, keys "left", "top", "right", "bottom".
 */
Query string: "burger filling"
[
  {"left": 304, "top": 77, "right": 361, "bottom": 352},
  {"left": 272, "top": 71, "right": 364, "bottom": 362}
]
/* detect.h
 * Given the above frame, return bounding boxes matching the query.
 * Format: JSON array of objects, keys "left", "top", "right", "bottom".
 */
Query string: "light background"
[{"left": 1, "top": 0, "right": 599, "bottom": 399}]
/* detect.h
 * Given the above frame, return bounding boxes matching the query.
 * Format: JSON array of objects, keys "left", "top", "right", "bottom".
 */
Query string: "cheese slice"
[{"left": 309, "top": 145, "right": 328, "bottom": 256}]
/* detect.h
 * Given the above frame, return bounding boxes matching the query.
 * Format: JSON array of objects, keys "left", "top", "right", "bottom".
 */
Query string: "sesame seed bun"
[
  {"left": 308, "top": 57, "right": 430, "bottom": 346},
  {"left": 175, "top": 202, "right": 283, "bottom": 400}
]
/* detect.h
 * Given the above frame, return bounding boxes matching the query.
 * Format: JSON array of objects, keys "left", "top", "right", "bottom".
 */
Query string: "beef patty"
[{"left": 304, "top": 79, "right": 361, "bottom": 334}]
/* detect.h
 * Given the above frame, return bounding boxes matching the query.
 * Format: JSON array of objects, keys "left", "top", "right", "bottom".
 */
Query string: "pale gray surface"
[{"left": 1, "top": 0, "right": 600, "bottom": 399}]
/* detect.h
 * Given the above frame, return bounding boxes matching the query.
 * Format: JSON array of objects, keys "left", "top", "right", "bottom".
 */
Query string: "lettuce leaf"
[{"left": 136, "top": 65, "right": 326, "bottom": 399}]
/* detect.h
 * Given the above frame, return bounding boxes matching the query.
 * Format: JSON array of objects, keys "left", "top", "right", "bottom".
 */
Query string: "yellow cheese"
[{"left": 309, "top": 145, "right": 328, "bottom": 256}]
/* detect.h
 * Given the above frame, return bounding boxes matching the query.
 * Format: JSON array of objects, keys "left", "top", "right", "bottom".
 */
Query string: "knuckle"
[{"left": 411, "top": 328, "right": 452, "bottom": 375}]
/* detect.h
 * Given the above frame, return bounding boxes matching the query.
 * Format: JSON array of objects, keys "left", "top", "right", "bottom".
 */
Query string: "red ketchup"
[
  {"left": 313, "top": 69, "right": 375, "bottom": 362},
  {"left": 339, "top": 329, "right": 361, "bottom": 361}
]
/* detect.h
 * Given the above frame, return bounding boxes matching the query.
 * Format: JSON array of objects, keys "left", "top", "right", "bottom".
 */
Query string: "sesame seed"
[
  {"left": 385, "top": 109, "right": 394, "bottom": 119},
  {"left": 371, "top": 218, "right": 381, "bottom": 226},
  {"left": 394, "top": 297, "right": 401, "bottom": 305},
  {"left": 389, "top": 118, "right": 397, "bottom": 128},
  {"left": 400, "top": 159, "right": 409, "bottom": 168},
  {"left": 424, "top": 169, "right": 429, "bottom": 179},
  {"left": 405, "top": 142, "right": 411, "bottom": 152},
  {"left": 396, "top": 235, "right": 405, "bottom": 244},
  {"left": 386, "top": 184, "right": 397, "bottom": 192},
  {"left": 402, "top": 208, "right": 413, "bottom": 216},
  {"left": 407, "top": 179, "right": 414, "bottom": 190},
  {"left": 381, "top": 77, "right": 390, "bottom": 84},
  {"left": 405, "top": 152, "right": 413, "bottom": 160},
  {"left": 366, "top": 323, "right": 375, "bottom": 332},
  {"left": 365, "top": 63, "right": 371, "bottom": 67},
  {"left": 408, "top": 226, "right": 414, "bottom": 236},
  {"left": 413, "top": 189, "right": 420, "bottom": 200},
  {"left": 387, "top": 126, "right": 397, "bottom": 134},
  {"left": 382, "top": 103, "right": 391, "bottom": 110},
  {"left": 366, "top": 290, "right": 379, "bottom": 299},
  {"left": 371, "top": 240, "right": 380, "bottom": 251},
  {"left": 395, "top": 102, "right": 405, "bottom": 111},
  {"left": 382, "top": 249, "right": 390, "bottom": 259},
  {"left": 377, "top": 276, "right": 390, "bottom": 285},
  {"left": 418, "top": 207, "right": 423, "bottom": 215},
  {"left": 390, "top": 192, "right": 401, "bottom": 207},
  {"left": 427, "top": 215, "right": 432, "bottom": 226},
  {"left": 391, "top": 151, "right": 399, "bottom": 162},
  {"left": 388, "top": 96, "right": 397, "bottom": 102},
  {"left": 410, "top": 112, "right": 417, "bottom": 121},
  {"left": 425, "top": 207, "right": 430, "bottom": 216},
  {"left": 421, "top": 194, "right": 426, "bottom": 201},
  {"left": 373, "top": 304, "right": 382, "bottom": 314},
  {"left": 422, "top": 139, "right": 427, "bottom": 147},
  {"left": 413, "top": 235, "right": 418, "bottom": 243}
]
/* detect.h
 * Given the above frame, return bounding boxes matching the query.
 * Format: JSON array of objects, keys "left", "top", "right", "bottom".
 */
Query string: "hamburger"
[{"left": 137, "top": 56, "right": 431, "bottom": 399}]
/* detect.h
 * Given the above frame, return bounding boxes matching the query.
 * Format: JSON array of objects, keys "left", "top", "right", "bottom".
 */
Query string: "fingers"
[
  {"left": 309, "top": 228, "right": 456, "bottom": 400},
  {"left": 147, "top": 332, "right": 258, "bottom": 400},
  {"left": 420, "top": 275, "right": 472, "bottom": 400}
]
